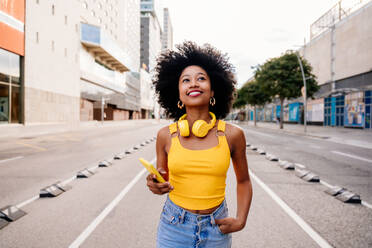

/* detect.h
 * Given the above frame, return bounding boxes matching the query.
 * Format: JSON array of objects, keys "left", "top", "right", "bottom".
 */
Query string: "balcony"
[{"left": 80, "top": 23, "right": 132, "bottom": 72}]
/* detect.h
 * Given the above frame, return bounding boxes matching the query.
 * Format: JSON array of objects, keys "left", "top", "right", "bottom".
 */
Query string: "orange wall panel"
[
  {"left": 0, "top": 0, "right": 25, "bottom": 22},
  {"left": 0, "top": 22, "right": 24, "bottom": 55}
]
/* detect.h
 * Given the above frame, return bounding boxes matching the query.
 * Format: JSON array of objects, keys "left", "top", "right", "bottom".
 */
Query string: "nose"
[{"left": 190, "top": 78, "right": 199, "bottom": 87}]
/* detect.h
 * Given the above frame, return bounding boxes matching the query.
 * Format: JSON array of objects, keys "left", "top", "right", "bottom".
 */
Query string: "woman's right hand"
[{"left": 146, "top": 171, "right": 173, "bottom": 195}]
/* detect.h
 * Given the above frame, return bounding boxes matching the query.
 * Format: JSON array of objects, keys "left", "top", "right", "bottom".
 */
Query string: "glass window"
[
  {"left": 0, "top": 84, "right": 9, "bottom": 122},
  {"left": 11, "top": 85, "right": 20, "bottom": 123}
]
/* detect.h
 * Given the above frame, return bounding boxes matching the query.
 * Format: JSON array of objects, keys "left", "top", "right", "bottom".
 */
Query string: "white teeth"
[{"left": 189, "top": 91, "right": 201, "bottom": 96}]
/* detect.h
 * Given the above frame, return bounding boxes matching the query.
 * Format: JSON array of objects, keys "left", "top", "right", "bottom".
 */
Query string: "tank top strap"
[
  {"left": 217, "top": 120, "right": 226, "bottom": 132},
  {"left": 169, "top": 122, "right": 178, "bottom": 135}
]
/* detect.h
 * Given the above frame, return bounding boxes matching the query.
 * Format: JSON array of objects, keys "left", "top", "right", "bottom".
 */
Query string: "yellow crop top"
[{"left": 168, "top": 120, "right": 231, "bottom": 210}]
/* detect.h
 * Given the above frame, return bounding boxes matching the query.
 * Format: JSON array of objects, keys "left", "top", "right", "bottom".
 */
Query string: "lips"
[{"left": 187, "top": 90, "right": 202, "bottom": 97}]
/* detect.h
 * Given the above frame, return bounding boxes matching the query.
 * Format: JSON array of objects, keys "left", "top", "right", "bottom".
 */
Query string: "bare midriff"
[{"left": 184, "top": 204, "right": 220, "bottom": 215}]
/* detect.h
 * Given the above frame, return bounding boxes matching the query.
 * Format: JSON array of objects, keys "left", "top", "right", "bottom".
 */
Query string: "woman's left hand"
[{"left": 214, "top": 217, "right": 245, "bottom": 234}]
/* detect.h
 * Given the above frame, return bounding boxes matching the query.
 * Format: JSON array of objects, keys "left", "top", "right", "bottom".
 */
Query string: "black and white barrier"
[
  {"left": 0, "top": 205, "right": 27, "bottom": 223},
  {"left": 77, "top": 168, "right": 96, "bottom": 178},
  {"left": 278, "top": 160, "right": 295, "bottom": 170},
  {"left": 257, "top": 149, "right": 266, "bottom": 155},
  {"left": 265, "top": 153, "right": 279, "bottom": 161},
  {"left": 99, "top": 160, "right": 113, "bottom": 167},
  {"left": 40, "top": 181, "right": 71, "bottom": 197},
  {"left": 325, "top": 186, "right": 361, "bottom": 203},
  {"left": 295, "top": 168, "right": 320, "bottom": 182},
  {"left": 113, "top": 153, "right": 125, "bottom": 160}
]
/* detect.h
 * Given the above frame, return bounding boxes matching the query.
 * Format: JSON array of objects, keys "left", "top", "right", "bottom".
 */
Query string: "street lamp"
[{"left": 294, "top": 53, "right": 307, "bottom": 133}]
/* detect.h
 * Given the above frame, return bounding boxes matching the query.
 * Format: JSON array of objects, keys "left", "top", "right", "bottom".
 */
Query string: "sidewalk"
[
  {"left": 0, "top": 119, "right": 170, "bottom": 140},
  {"left": 236, "top": 121, "right": 372, "bottom": 149}
]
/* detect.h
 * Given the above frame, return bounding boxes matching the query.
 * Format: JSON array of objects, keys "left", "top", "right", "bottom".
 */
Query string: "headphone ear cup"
[
  {"left": 192, "top": 120, "right": 209, "bottom": 137},
  {"left": 178, "top": 120, "right": 190, "bottom": 137}
]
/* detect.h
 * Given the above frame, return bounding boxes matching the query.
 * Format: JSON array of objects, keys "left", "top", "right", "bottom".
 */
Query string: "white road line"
[
  {"left": 68, "top": 158, "right": 155, "bottom": 248},
  {"left": 319, "top": 180, "right": 334, "bottom": 189},
  {"left": 16, "top": 196, "right": 39, "bottom": 209},
  {"left": 249, "top": 169, "right": 333, "bottom": 248},
  {"left": 331, "top": 151, "right": 372, "bottom": 164},
  {"left": 294, "top": 163, "right": 306, "bottom": 169},
  {"left": 362, "top": 201, "right": 372, "bottom": 209},
  {"left": 0, "top": 156, "right": 24, "bottom": 164}
]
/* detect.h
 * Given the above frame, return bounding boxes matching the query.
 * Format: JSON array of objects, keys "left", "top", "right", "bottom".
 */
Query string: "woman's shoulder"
[
  {"left": 157, "top": 124, "right": 172, "bottom": 137},
  {"left": 157, "top": 123, "right": 177, "bottom": 141},
  {"left": 223, "top": 121, "right": 245, "bottom": 142}
]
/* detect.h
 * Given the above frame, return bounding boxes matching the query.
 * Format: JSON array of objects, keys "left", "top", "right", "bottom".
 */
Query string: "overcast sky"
[{"left": 161, "top": 0, "right": 338, "bottom": 88}]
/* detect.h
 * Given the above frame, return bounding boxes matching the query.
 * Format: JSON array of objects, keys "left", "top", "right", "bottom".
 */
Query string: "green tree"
[
  {"left": 255, "top": 51, "right": 319, "bottom": 129},
  {"left": 233, "top": 80, "right": 270, "bottom": 126}
]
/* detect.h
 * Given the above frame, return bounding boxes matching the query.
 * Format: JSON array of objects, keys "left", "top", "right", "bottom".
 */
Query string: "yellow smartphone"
[{"left": 139, "top": 158, "right": 166, "bottom": 183}]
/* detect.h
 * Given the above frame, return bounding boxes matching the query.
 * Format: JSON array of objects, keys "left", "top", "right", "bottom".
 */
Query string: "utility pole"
[
  {"left": 296, "top": 53, "right": 307, "bottom": 133},
  {"left": 330, "top": 17, "right": 336, "bottom": 92}
]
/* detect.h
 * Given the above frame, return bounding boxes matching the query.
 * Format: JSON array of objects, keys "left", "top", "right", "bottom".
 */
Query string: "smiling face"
[{"left": 178, "top": 65, "right": 214, "bottom": 109}]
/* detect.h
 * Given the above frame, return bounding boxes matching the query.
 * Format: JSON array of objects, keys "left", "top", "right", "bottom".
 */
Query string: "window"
[
  {"left": 91, "top": 10, "right": 95, "bottom": 17},
  {"left": 65, "top": 16, "right": 68, "bottom": 25},
  {"left": 51, "top": 41, "right": 55, "bottom": 51},
  {"left": 83, "top": 2, "right": 88, "bottom": 9},
  {"left": 64, "top": 48, "right": 67, "bottom": 57},
  {"left": 36, "top": 32, "right": 39, "bottom": 43},
  {"left": 52, "top": 5, "right": 55, "bottom": 15}
]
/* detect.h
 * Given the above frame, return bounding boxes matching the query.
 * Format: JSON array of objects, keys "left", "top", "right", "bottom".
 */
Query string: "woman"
[{"left": 147, "top": 41, "right": 253, "bottom": 248}]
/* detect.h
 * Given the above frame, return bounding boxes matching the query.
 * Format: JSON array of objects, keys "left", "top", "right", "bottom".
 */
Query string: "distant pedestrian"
[{"left": 146, "top": 41, "right": 253, "bottom": 248}]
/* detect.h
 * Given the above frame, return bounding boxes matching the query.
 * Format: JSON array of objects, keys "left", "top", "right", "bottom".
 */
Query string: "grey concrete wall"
[{"left": 301, "top": 2, "right": 372, "bottom": 85}]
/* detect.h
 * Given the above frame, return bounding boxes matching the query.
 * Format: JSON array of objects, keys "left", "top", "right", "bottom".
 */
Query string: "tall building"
[
  {"left": 162, "top": 8, "right": 173, "bottom": 51},
  {"left": 140, "top": 0, "right": 162, "bottom": 72},
  {"left": 79, "top": 0, "right": 141, "bottom": 121},
  {"left": 25, "top": 1, "right": 81, "bottom": 123},
  {"left": 0, "top": 0, "right": 25, "bottom": 124},
  {"left": 140, "top": 0, "right": 164, "bottom": 119},
  {"left": 1, "top": 0, "right": 144, "bottom": 124}
]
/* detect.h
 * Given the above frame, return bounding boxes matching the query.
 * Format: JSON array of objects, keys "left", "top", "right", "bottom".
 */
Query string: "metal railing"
[{"left": 310, "top": 0, "right": 371, "bottom": 39}]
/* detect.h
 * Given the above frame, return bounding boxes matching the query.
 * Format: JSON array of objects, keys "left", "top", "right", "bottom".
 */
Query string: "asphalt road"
[
  {"left": 0, "top": 121, "right": 371, "bottom": 247},
  {"left": 239, "top": 124, "right": 372, "bottom": 205}
]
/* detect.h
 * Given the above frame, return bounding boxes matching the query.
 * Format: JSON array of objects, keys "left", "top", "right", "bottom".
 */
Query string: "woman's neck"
[{"left": 184, "top": 106, "right": 211, "bottom": 125}]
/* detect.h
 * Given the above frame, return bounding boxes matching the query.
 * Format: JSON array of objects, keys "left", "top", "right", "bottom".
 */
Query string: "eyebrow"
[{"left": 180, "top": 72, "right": 207, "bottom": 79}]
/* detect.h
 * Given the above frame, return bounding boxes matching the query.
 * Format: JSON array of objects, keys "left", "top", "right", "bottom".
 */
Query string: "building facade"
[
  {"left": 239, "top": 0, "right": 372, "bottom": 130},
  {"left": 25, "top": 0, "right": 81, "bottom": 123},
  {"left": 161, "top": 8, "right": 173, "bottom": 51},
  {"left": 79, "top": 0, "right": 141, "bottom": 121},
  {"left": 140, "top": 0, "right": 162, "bottom": 72},
  {"left": 0, "top": 0, "right": 25, "bottom": 124},
  {"left": 140, "top": 0, "right": 163, "bottom": 119},
  {"left": 299, "top": 0, "right": 372, "bottom": 129}
]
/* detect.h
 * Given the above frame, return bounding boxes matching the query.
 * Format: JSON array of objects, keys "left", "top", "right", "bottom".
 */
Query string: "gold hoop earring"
[
  {"left": 209, "top": 97, "right": 216, "bottom": 106},
  {"left": 177, "top": 100, "right": 184, "bottom": 109}
]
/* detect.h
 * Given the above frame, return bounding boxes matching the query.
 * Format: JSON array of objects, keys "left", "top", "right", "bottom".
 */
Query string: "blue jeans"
[{"left": 157, "top": 197, "right": 232, "bottom": 248}]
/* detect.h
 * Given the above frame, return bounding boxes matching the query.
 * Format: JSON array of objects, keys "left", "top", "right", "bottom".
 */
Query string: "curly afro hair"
[{"left": 153, "top": 41, "right": 237, "bottom": 121}]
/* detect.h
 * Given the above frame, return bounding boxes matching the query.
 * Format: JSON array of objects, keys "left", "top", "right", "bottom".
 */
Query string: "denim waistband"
[{"left": 163, "top": 196, "right": 227, "bottom": 225}]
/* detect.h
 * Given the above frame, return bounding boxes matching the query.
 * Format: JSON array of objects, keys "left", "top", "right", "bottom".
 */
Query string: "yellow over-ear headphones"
[{"left": 178, "top": 112, "right": 216, "bottom": 137}]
